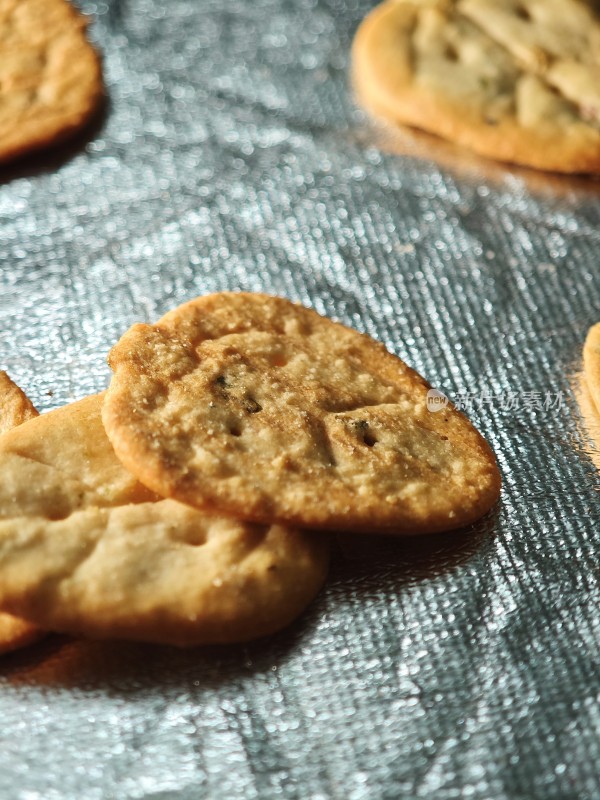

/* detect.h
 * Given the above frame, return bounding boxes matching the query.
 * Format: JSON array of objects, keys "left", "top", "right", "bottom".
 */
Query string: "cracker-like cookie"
[
  {"left": 352, "top": 0, "right": 600, "bottom": 173},
  {"left": 103, "top": 292, "right": 501, "bottom": 534},
  {"left": 0, "top": 0, "right": 103, "bottom": 165},
  {"left": 583, "top": 322, "right": 600, "bottom": 414},
  {"left": 0, "top": 395, "right": 329, "bottom": 646},
  {"left": 0, "top": 372, "right": 43, "bottom": 655}
]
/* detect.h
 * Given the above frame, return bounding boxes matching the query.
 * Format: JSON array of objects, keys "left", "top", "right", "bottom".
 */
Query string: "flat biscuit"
[
  {"left": 0, "top": 372, "right": 43, "bottom": 655},
  {"left": 0, "top": 395, "right": 329, "bottom": 646},
  {"left": 583, "top": 322, "right": 600, "bottom": 415},
  {"left": 103, "top": 292, "right": 501, "bottom": 534},
  {"left": 352, "top": 0, "right": 600, "bottom": 173},
  {"left": 0, "top": 0, "right": 103, "bottom": 165}
]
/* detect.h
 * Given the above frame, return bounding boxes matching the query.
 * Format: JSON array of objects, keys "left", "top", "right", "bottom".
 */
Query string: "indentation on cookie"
[
  {"left": 354, "top": 419, "right": 377, "bottom": 447},
  {"left": 445, "top": 43, "right": 460, "bottom": 62},
  {"left": 515, "top": 4, "right": 532, "bottom": 21},
  {"left": 214, "top": 375, "right": 229, "bottom": 398},
  {"left": 229, "top": 424, "right": 242, "bottom": 437},
  {"left": 178, "top": 528, "right": 208, "bottom": 547},
  {"left": 363, "top": 431, "right": 377, "bottom": 447}
]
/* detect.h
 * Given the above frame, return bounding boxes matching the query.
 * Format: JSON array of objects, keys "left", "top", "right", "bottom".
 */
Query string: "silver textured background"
[{"left": 1, "top": 1, "right": 600, "bottom": 798}]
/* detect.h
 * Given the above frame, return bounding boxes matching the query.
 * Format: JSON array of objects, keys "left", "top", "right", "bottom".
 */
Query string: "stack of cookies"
[{"left": 0, "top": 293, "right": 501, "bottom": 650}]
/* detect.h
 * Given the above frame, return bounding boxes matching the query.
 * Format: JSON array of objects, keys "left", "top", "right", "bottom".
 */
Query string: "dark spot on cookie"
[
  {"left": 515, "top": 4, "right": 531, "bottom": 21},
  {"left": 244, "top": 397, "right": 262, "bottom": 414},
  {"left": 445, "top": 43, "right": 459, "bottom": 62},
  {"left": 214, "top": 374, "right": 230, "bottom": 399},
  {"left": 229, "top": 424, "right": 242, "bottom": 437}
]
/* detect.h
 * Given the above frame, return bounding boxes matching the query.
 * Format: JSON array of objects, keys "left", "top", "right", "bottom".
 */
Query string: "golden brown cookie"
[
  {"left": 0, "top": 395, "right": 329, "bottom": 646},
  {"left": 0, "top": 372, "right": 43, "bottom": 655},
  {"left": 583, "top": 322, "right": 600, "bottom": 414},
  {"left": 0, "top": 0, "right": 103, "bottom": 165},
  {"left": 352, "top": 0, "right": 600, "bottom": 173},
  {"left": 0, "top": 370, "right": 38, "bottom": 434},
  {"left": 574, "top": 372, "right": 600, "bottom": 472},
  {"left": 103, "top": 292, "right": 501, "bottom": 534}
]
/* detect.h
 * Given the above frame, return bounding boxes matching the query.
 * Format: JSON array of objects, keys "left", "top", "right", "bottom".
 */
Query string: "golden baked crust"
[
  {"left": 0, "top": 0, "right": 103, "bottom": 164},
  {"left": 103, "top": 292, "right": 501, "bottom": 534},
  {"left": 0, "top": 395, "right": 329, "bottom": 646},
  {"left": 0, "top": 372, "right": 43, "bottom": 655},
  {"left": 352, "top": 0, "right": 600, "bottom": 173}
]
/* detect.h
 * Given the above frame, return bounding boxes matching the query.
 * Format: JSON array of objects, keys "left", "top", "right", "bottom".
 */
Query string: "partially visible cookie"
[
  {"left": 0, "top": 613, "right": 42, "bottom": 656},
  {"left": 0, "top": 0, "right": 103, "bottom": 165},
  {"left": 0, "top": 395, "right": 329, "bottom": 646},
  {"left": 583, "top": 322, "right": 600, "bottom": 414},
  {"left": 352, "top": 0, "right": 600, "bottom": 173},
  {"left": 0, "top": 370, "right": 38, "bottom": 434},
  {"left": 103, "top": 292, "right": 501, "bottom": 534},
  {"left": 0, "top": 372, "right": 43, "bottom": 655},
  {"left": 575, "top": 372, "right": 600, "bottom": 473}
]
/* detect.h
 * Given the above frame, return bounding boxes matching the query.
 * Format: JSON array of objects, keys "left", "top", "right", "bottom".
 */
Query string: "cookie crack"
[{"left": 7, "top": 450, "right": 57, "bottom": 473}]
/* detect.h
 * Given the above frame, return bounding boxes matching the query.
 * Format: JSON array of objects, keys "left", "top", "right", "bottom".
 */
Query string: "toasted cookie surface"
[
  {"left": 0, "top": 0, "right": 103, "bottom": 164},
  {"left": 352, "top": 0, "right": 600, "bottom": 173},
  {"left": 0, "top": 395, "right": 329, "bottom": 646},
  {"left": 583, "top": 322, "right": 600, "bottom": 414},
  {"left": 103, "top": 292, "right": 501, "bottom": 534},
  {"left": 0, "top": 372, "right": 43, "bottom": 655}
]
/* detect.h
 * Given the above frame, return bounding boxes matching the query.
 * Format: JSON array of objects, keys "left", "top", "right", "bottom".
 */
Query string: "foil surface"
[{"left": 1, "top": 1, "right": 600, "bottom": 798}]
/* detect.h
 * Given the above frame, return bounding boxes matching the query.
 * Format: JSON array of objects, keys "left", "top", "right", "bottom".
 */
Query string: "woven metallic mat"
[{"left": 1, "top": 1, "right": 600, "bottom": 798}]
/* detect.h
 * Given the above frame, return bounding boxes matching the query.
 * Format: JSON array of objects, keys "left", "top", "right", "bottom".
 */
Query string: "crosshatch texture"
[{"left": 0, "top": 1, "right": 600, "bottom": 798}]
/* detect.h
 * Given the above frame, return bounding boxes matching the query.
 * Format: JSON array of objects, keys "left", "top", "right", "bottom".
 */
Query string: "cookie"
[
  {"left": 583, "top": 322, "right": 600, "bottom": 415},
  {"left": 0, "top": 370, "right": 38, "bottom": 434},
  {"left": 0, "top": 395, "right": 329, "bottom": 646},
  {"left": 0, "top": 0, "right": 103, "bottom": 165},
  {"left": 103, "top": 292, "right": 501, "bottom": 534},
  {"left": 352, "top": 0, "right": 600, "bottom": 173},
  {"left": 0, "top": 372, "right": 43, "bottom": 655},
  {"left": 575, "top": 372, "right": 600, "bottom": 473}
]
